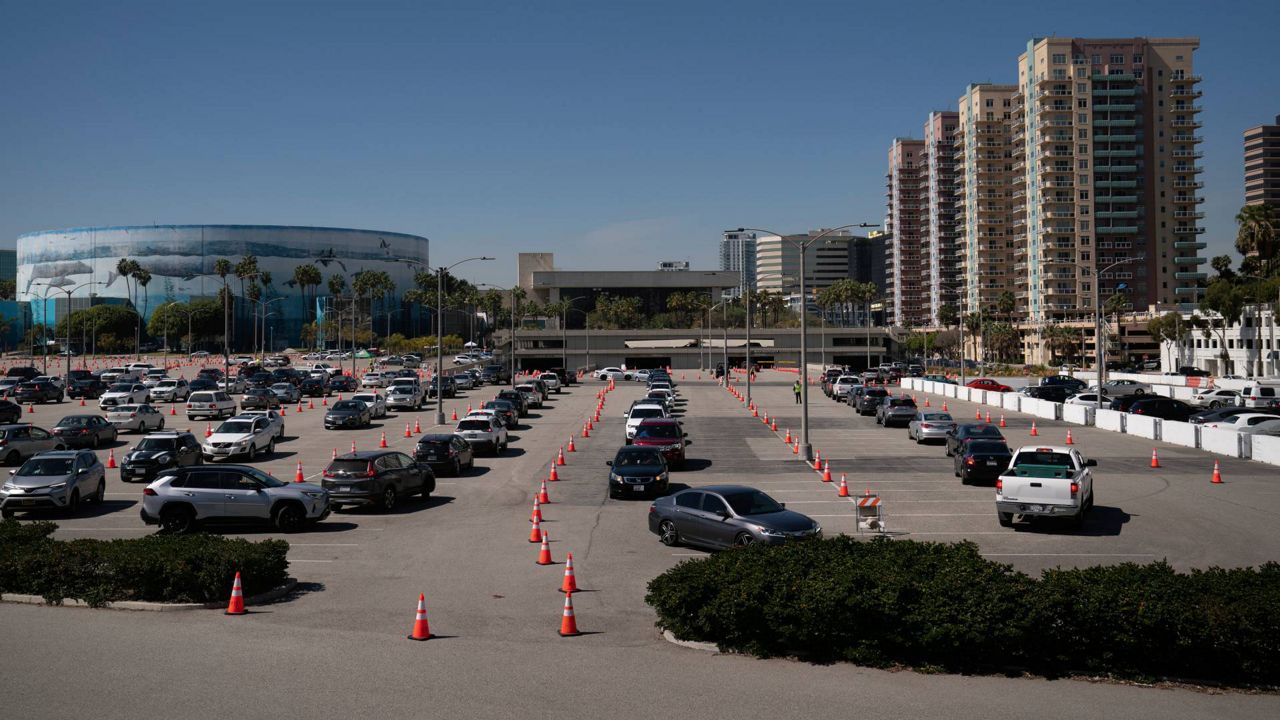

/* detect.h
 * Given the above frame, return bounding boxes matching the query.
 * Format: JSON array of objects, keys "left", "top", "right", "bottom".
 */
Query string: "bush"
[
  {"left": 646, "top": 538, "right": 1280, "bottom": 685},
  {"left": 0, "top": 520, "right": 289, "bottom": 607}
]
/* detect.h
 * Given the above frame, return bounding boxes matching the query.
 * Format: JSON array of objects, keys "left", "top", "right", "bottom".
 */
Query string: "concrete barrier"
[
  {"left": 1162, "top": 420, "right": 1200, "bottom": 449},
  {"left": 1127, "top": 413, "right": 1161, "bottom": 440},
  {"left": 1153, "top": 385, "right": 1175, "bottom": 398},
  {"left": 1032, "top": 399, "right": 1061, "bottom": 421},
  {"left": 1062, "top": 403, "right": 1093, "bottom": 425},
  {"left": 1249, "top": 435, "right": 1280, "bottom": 466},
  {"left": 1200, "top": 427, "right": 1246, "bottom": 458},
  {"left": 945, "top": 384, "right": 959, "bottom": 398},
  {"left": 986, "top": 392, "right": 1006, "bottom": 407},
  {"left": 1002, "top": 393, "right": 1021, "bottom": 412},
  {"left": 1095, "top": 409, "right": 1126, "bottom": 433}
]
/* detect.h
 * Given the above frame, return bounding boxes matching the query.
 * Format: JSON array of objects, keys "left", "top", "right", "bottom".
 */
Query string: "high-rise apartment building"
[
  {"left": 955, "top": 84, "right": 1022, "bottom": 318},
  {"left": 1017, "top": 37, "right": 1205, "bottom": 319},
  {"left": 1244, "top": 115, "right": 1280, "bottom": 210},
  {"left": 754, "top": 230, "right": 855, "bottom": 301},
  {"left": 886, "top": 138, "right": 929, "bottom": 326},
  {"left": 924, "top": 111, "right": 960, "bottom": 325},
  {"left": 720, "top": 230, "right": 757, "bottom": 297}
]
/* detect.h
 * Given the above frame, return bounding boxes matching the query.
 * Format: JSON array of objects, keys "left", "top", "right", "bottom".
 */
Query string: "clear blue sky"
[{"left": 2, "top": 0, "right": 1276, "bottom": 287}]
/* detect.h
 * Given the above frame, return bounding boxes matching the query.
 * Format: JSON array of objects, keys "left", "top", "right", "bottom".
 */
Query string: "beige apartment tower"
[
  {"left": 1244, "top": 115, "right": 1280, "bottom": 210},
  {"left": 886, "top": 138, "right": 929, "bottom": 326}
]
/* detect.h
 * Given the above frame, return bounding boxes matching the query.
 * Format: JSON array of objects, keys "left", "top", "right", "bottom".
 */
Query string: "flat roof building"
[{"left": 1245, "top": 114, "right": 1280, "bottom": 210}]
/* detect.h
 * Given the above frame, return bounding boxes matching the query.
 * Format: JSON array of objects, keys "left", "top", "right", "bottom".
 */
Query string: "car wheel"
[
  {"left": 452, "top": 459, "right": 461, "bottom": 476},
  {"left": 267, "top": 439, "right": 276, "bottom": 455},
  {"left": 91, "top": 434, "right": 100, "bottom": 449},
  {"left": 157, "top": 419, "right": 165, "bottom": 430},
  {"left": 247, "top": 444, "right": 257, "bottom": 461},
  {"left": 159, "top": 505, "right": 196, "bottom": 534},
  {"left": 733, "top": 532, "right": 755, "bottom": 547},
  {"left": 420, "top": 476, "right": 434, "bottom": 498},
  {"left": 997, "top": 511, "right": 1014, "bottom": 528},
  {"left": 92, "top": 480, "right": 105, "bottom": 504},
  {"left": 1209, "top": 401, "right": 1221, "bottom": 409},
  {"left": 274, "top": 504, "right": 306, "bottom": 532},
  {"left": 381, "top": 486, "right": 397, "bottom": 512},
  {"left": 658, "top": 520, "right": 680, "bottom": 546},
  {"left": 0, "top": 507, "right": 13, "bottom": 519}
]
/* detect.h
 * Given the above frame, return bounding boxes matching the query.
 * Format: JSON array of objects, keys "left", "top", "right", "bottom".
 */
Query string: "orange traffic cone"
[
  {"left": 557, "top": 447, "right": 566, "bottom": 466},
  {"left": 205, "top": 423, "right": 212, "bottom": 438},
  {"left": 531, "top": 497, "right": 543, "bottom": 523},
  {"left": 379, "top": 432, "right": 388, "bottom": 448},
  {"left": 280, "top": 406, "right": 287, "bottom": 416},
  {"left": 539, "top": 478, "right": 551, "bottom": 502},
  {"left": 170, "top": 404, "right": 177, "bottom": 416},
  {"left": 942, "top": 402, "right": 948, "bottom": 412},
  {"left": 350, "top": 440, "right": 357, "bottom": 454},
  {"left": 407, "top": 593, "right": 432, "bottom": 641},
  {"left": 294, "top": 462, "right": 304, "bottom": 483},
  {"left": 1150, "top": 448, "right": 1161, "bottom": 468},
  {"left": 582, "top": 422, "right": 590, "bottom": 438},
  {"left": 536, "top": 530, "right": 554, "bottom": 565},
  {"left": 974, "top": 408, "right": 981, "bottom": 420},
  {"left": 331, "top": 447, "right": 337, "bottom": 460},
  {"left": 923, "top": 398, "right": 930, "bottom": 407},
  {"left": 79, "top": 397, "right": 86, "bottom": 406},
  {"left": 225, "top": 571, "right": 246, "bottom": 615},
  {"left": 450, "top": 409, "right": 458, "bottom": 421},
  {"left": 1211, "top": 460, "right": 1223, "bottom": 484},
  {"left": 308, "top": 399, "right": 315, "bottom": 409},
  {"left": 837, "top": 474, "right": 849, "bottom": 497},
  {"left": 106, "top": 448, "right": 117, "bottom": 469},
  {"left": 467, "top": 404, "right": 473, "bottom": 414},
  {"left": 567, "top": 436, "right": 576, "bottom": 452},
  {"left": 1029, "top": 421, "right": 1039, "bottom": 437},
  {"left": 771, "top": 418, "right": 778, "bottom": 431},
  {"left": 322, "top": 397, "right": 328, "bottom": 406},
  {"left": 26, "top": 403, "right": 33, "bottom": 414},
  {"left": 792, "top": 439, "right": 799, "bottom": 454},
  {"left": 1065, "top": 430, "right": 1074, "bottom": 445},
  {"left": 999, "top": 414, "right": 1007, "bottom": 428},
  {"left": 548, "top": 463, "right": 559, "bottom": 482},
  {"left": 822, "top": 462, "right": 831, "bottom": 482},
  {"left": 558, "top": 591, "right": 581, "bottom": 637},
  {"left": 297, "top": 402, "right": 304, "bottom": 413},
  {"left": 404, "top": 423, "right": 412, "bottom": 438},
  {"left": 529, "top": 514, "right": 543, "bottom": 543},
  {"left": 561, "top": 552, "right": 579, "bottom": 593},
  {"left": 985, "top": 410, "right": 992, "bottom": 423},
  {"left": 784, "top": 428, "right": 792, "bottom": 444},
  {"left": 414, "top": 419, "right": 421, "bottom": 434},
  {"left": 814, "top": 448, "right": 822, "bottom": 466}
]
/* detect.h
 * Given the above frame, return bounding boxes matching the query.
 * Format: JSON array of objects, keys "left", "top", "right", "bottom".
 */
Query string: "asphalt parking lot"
[{"left": 1, "top": 366, "right": 1277, "bottom": 719}]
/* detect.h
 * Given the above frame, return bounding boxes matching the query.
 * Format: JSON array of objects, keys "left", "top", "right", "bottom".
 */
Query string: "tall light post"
[
  {"left": 249, "top": 296, "right": 286, "bottom": 358},
  {"left": 1091, "top": 257, "right": 1141, "bottom": 413},
  {"left": 34, "top": 280, "right": 100, "bottom": 381},
  {"left": 559, "top": 296, "right": 586, "bottom": 369},
  {"left": 745, "top": 273, "right": 796, "bottom": 407},
  {"left": 709, "top": 296, "right": 730, "bottom": 378},
  {"left": 419, "top": 257, "right": 493, "bottom": 425},
  {"left": 737, "top": 224, "right": 878, "bottom": 461}
]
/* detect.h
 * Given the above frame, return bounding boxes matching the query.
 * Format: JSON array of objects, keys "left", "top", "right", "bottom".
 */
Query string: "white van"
[{"left": 1239, "top": 382, "right": 1280, "bottom": 408}]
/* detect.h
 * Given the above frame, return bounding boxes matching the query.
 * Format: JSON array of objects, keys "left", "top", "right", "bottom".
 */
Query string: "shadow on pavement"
[
  {"left": 678, "top": 458, "right": 713, "bottom": 472},
  {"left": 1013, "top": 505, "right": 1130, "bottom": 537}
]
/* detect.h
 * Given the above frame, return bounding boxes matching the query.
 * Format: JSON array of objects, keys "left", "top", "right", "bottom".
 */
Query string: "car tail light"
[
  {"left": 1070, "top": 482, "right": 1079, "bottom": 497},
  {"left": 366, "top": 463, "right": 376, "bottom": 477},
  {"left": 921, "top": 423, "right": 932, "bottom": 429},
  {"left": 994, "top": 478, "right": 1002, "bottom": 491},
  {"left": 965, "top": 458, "right": 975, "bottom": 465},
  {"left": 143, "top": 488, "right": 157, "bottom": 496}
]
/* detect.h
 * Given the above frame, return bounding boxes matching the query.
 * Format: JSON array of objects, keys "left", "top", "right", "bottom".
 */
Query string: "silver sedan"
[{"left": 907, "top": 411, "right": 956, "bottom": 444}]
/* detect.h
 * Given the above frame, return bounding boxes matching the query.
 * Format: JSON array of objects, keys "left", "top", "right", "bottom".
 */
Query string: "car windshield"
[
  {"left": 353, "top": 395, "right": 377, "bottom": 403},
  {"left": 614, "top": 450, "right": 663, "bottom": 466},
  {"left": 389, "top": 385, "right": 415, "bottom": 393},
  {"left": 327, "top": 459, "right": 371, "bottom": 475},
  {"left": 457, "top": 420, "right": 491, "bottom": 431},
  {"left": 17, "top": 458, "right": 74, "bottom": 476},
  {"left": 246, "top": 389, "right": 269, "bottom": 396},
  {"left": 630, "top": 407, "right": 664, "bottom": 419},
  {"left": 921, "top": 413, "right": 952, "bottom": 422},
  {"left": 889, "top": 399, "right": 916, "bottom": 408},
  {"left": 417, "top": 439, "right": 451, "bottom": 449},
  {"left": 137, "top": 438, "right": 178, "bottom": 450},
  {"left": 721, "top": 490, "right": 784, "bottom": 516},
  {"left": 865, "top": 390, "right": 887, "bottom": 398},
  {"left": 215, "top": 421, "right": 254, "bottom": 434},
  {"left": 271, "top": 384, "right": 292, "bottom": 391},
  {"left": 332, "top": 401, "right": 362, "bottom": 411},
  {"left": 967, "top": 441, "right": 1009, "bottom": 454},
  {"left": 1013, "top": 451, "right": 1075, "bottom": 468},
  {"left": 108, "top": 384, "right": 134, "bottom": 392},
  {"left": 634, "top": 423, "right": 678, "bottom": 439},
  {"left": 57, "top": 417, "right": 92, "bottom": 427},
  {"left": 963, "top": 425, "right": 1002, "bottom": 438}
]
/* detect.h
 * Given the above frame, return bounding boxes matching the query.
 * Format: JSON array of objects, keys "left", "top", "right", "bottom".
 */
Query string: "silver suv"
[
  {"left": 141, "top": 464, "right": 330, "bottom": 533},
  {"left": 1, "top": 450, "right": 106, "bottom": 518},
  {"left": 385, "top": 382, "right": 424, "bottom": 411}
]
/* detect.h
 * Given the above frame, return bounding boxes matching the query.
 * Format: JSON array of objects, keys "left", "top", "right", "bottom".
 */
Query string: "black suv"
[
  {"left": 299, "top": 376, "right": 330, "bottom": 397},
  {"left": 413, "top": 434, "right": 475, "bottom": 476},
  {"left": 495, "top": 389, "right": 528, "bottom": 417},
  {"left": 5, "top": 366, "right": 39, "bottom": 383},
  {"left": 427, "top": 376, "right": 457, "bottom": 399},
  {"left": 0, "top": 400, "right": 21, "bottom": 424},
  {"left": 121, "top": 431, "right": 203, "bottom": 482},
  {"left": 14, "top": 381, "right": 63, "bottom": 404},
  {"left": 854, "top": 387, "right": 889, "bottom": 415},
  {"left": 1128, "top": 396, "right": 1196, "bottom": 422},
  {"left": 482, "top": 364, "right": 510, "bottom": 384},
  {"left": 945, "top": 423, "right": 1006, "bottom": 457},
  {"left": 321, "top": 450, "right": 436, "bottom": 512},
  {"left": 67, "top": 378, "right": 109, "bottom": 399}
]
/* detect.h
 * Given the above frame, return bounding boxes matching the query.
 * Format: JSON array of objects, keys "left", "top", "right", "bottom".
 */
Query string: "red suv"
[
  {"left": 629, "top": 418, "right": 689, "bottom": 469},
  {"left": 965, "top": 378, "right": 1012, "bottom": 393}
]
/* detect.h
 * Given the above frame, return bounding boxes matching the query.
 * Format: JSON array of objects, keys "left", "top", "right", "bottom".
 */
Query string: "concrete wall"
[
  {"left": 1200, "top": 427, "right": 1245, "bottom": 457},
  {"left": 1162, "top": 420, "right": 1200, "bottom": 449},
  {"left": 1249, "top": 435, "right": 1280, "bottom": 466},
  {"left": 1127, "top": 414, "right": 1161, "bottom": 440}
]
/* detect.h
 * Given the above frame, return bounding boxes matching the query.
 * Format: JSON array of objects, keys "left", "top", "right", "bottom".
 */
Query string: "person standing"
[{"left": 793, "top": 379, "right": 802, "bottom": 404}]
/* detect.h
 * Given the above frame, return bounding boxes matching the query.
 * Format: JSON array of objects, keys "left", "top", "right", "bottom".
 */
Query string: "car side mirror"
[
  {"left": 605, "top": 460, "right": 613, "bottom": 466},
  {"left": 1086, "top": 459, "right": 1098, "bottom": 467},
  {"left": 683, "top": 439, "right": 691, "bottom": 446},
  {"left": 779, "top": 502, "right": 786, "bottom": 508},
  {"left": 682, "top": 432, "right": 688, "bottom": 437},
  {"left": 716, "top": 509, "right": 730, "bottom": 519},
  {"left": 7, "top": 470, "right": 13, "bottom": 475}
]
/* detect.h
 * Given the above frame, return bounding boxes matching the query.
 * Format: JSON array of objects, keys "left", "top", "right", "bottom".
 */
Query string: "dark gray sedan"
[
  {"left": 875, "top": 397, "right": 918, "bottom": 427},
  {"left": 648, "top": 484, "right": 821, "bottom": 549},
  {"left": 324, "top": 400, "right": 372, "bottom": 429},
  {"left": 52, "top": 414, "right": 119, "bottom": 449}
]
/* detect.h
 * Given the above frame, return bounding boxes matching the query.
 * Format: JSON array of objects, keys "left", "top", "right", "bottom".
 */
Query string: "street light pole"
[
  {"left": 35, "top": 280, "right": 101, "bottom": 382},
  {"left": 432, "top": 257, "right": 493, "bottom": 425},
  {"left": 738, "top": 224, "right": 878, "bottom": 462},
  {"left": 1092, "top": 257, "right": 1140, "bottom": 414},
  {"left": 560, "top": 296, "right": 585, "bottom": 370}
]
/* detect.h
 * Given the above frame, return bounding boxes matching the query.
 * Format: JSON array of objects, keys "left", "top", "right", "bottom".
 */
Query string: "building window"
[
  {"left": 1077, "top": 98, "right": 1089, "bottom": 108},
  {"left": 1076, "top": 82, "right": 1087, "bottom": 93},
  {"left": 1079, "top": 190, "right": 1090, "bottom": 199},
  {"left": 1053, "top": 53, "right": 1067, "bottom": 64},
  {"left": 1134, "top": 70, "right": 1143, "bottom": 79},
  {"left": 1078, "top": 113, "right": 1088, "bottom": 123},
  {"left": 985, "top": 99, "right": 994, "bottom": 108},
  {"left": 1092, "top": 54, "right": 1101, "bottom": 64},
  {"left": 1078, "top": 128, "right": 1089, "bottom": 139},
  {"left": 1078, "top": 159, "right": 1089, "bottom": 169},
  {"left": 1110, "top": 54, "right": 1124, "bottom": 64},
  {"left": 1078, "top": 143, "right": 1088, "bottom": 154}
]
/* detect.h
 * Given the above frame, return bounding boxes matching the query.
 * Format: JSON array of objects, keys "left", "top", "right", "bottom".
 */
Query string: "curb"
[
  {"left": 661, "top": 629, "right": 721, "bottom": 654},
  {"left": 0, "top": 578, "right": 299, "bottom": 612}
]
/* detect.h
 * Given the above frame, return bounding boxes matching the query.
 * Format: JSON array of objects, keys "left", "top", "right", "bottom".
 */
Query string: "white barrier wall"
[
  {"left": 1033, "top": 400, "right": 1061, "bottom": 421},
  {"left": 1249, "top": 435, "right": 1280, "bottom": 466},
  {"left": 1127, "top": 413, "right": 1161, "bottom": 440},
  {"left": 1062, "top": 404, "right": 1093, "bottom": 425},
  {"left": 1162, "top": 420, "right": 1200, "bottom": 449},
  {"left": 1002, "top": 393, "right": 1021, "bottom": 411},
  {"left": 986, "top": 392, "right": 1006, "bottom": 407},
  {"left": 945, "top": 384, "right": 958, "bottom": 398},
  {"left": 1200, "top": 427, "right": 1246, "bottom": 458},
  {"left": 1095, "top": 409, "right": 1126, "bottom": 432}
]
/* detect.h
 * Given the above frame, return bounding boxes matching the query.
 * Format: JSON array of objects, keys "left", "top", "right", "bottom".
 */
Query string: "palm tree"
[
  {"left": 134, "top": 268, "right": 152, "bottom": 356},
  {"left": 234, "top": 255, "right": 259, "bottom": 350},
  {"left": 293, "top": 264, "right": 323, "bottom": 324},
  {"left": 1235, "top": 204, "right": 1278, "bottom": 277}
]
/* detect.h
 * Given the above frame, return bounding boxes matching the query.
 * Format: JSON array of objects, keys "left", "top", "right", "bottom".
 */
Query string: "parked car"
[
  {"left": 141, "top": 464, "right": 330, "bottom": 533},
  {"left": 236, "top": 410, "right": 286, "bottom": 439},
  {"left": 545, "top": 367, "right": 574, "bottom": 386},
  {"left": 31, "top": 375, "right": 65, "bottom": 390},
  {"left": 996, "top": 446, "right": 1097, "bottom": 529},
  {"left": 1190, "top": 388, "right": 1242, "bottom": 409},
  {"left": 922, "top": 374, "right": 955, "bottom": 384},
  {"left": 320, "top": 450, "right": 435, "bottom": 512},
  {"left": 0, "top": 400, "right": 23, "bottom": 424},
  {"left": 188, "top": 378, "right": 219, "bottom": 393},
  {"left": 217, "top": 376, "right": 247, "bottom": 394},
  {"left": 1020, "top": 385, "right": 1071, "bottom": 403},
  {"left": 120, "top": 431, "right": 203, "bottom": 482},
  {"left": 596, "top": 367, "right": 633, "bottom": 381},
  {"left": 482, "top": 365, "right": 511, "bottom": 384},
  {"left": 1177, "top": 366, "right": 1211, "bottom": 378},
  {"left": 630, "top": 417, "right": 689, "bottom": 468},
  {"left": 361, "top": 371, "right": 391, "bottom": 389},
  {"left": 1107, "top": 394, "right": 1147, "bottom": 412},
  {"left": 67, "top": 378, "right": 109, "bottom": 400},
  {"left": 350, "top": 392, "right": 388, "bottom": 419},
  {"left": 648, "top": 485, "right": 821, "bottom": 548},
  {"left": 495, "top": 389, "right": 528, "bottom": 417},
  {"left": 14, "top": 381, "right": 63, "bottom": 404},
  {"left": 186, "top": 390, "right": 237, "bottom": 420},
  {"left": 607, "top": 445, "right": 670, "bottom": 499},
  {"left": 99, "top": 383, "right": 149, "bottom": 409},
  {"left": 536, "top": 372, "right": 562, "bottom": 393},
  {"left": 238, "top": 387, "right": 279, "bottom": 410},
  {"left": 52, "top": 414, "right": 119, "bottom": 448},
  {"left": 1189, "top": 405, "right": 1280, "bottom": 425},
  {"left": 106, "top": 404, "right": 167, "bottom": 433},
  {"left": 150, "top": 378, "right": 191, "bottom": 402},
  {"left": 1238, "top": 383, "right": 1280, "bottom": 408},
  {"left": 953, "top": 439, "right": 1012, "bottom": 484},
  {"left": 965, "top": 378, "right": 1013, "bottom": 393},
  {"left": 854, "top": 387, "right": 889, "bottom": 415},
  {"left": 6, "top": 366, "right": 41, "bottom": 382},
  {"left": 1065, "top": 392, "right": 1110, "bottom": 406},
  {"left": 0, "top": 424, "right": 66, "bottom": 465},
  {"left": 141, "top": 369, "right": 168, "bottom": 389},
  {"left": 875, "top": 397, "right": 918, "bottom": 427},
  {"left": 1128, "top": 396, "right": 1196, "bottom": 422},
  {"left": 270, "top": 382, "right": 302, "bottom": 405},
  {"left": 482, "top": 399, "right": 518, "bottom": 428},
  {"left": 1094, "top": 379, "right": 1152, "bottom": 396},
  {"left": 202, "top": 416, "right": 277, "bottom": 461},
  {"left": 299, "top": 376, "right": 330, "bottom": 397},
  {"left": 329, "top": 375, "right": 359, "bottom": 393},
  {"left": 906, "top": 411, "right": 955, "bottom": 444},
  {"left": 515, "top": 383, "right": 543, "bottom": 410},
  {"left": 324, "top": 400, "right": 372, "bottom": 429},
  {"left": 945, "top": 423, "right": 1005, "bottom": 457},
  {"left": 0, "top": 450, "right": 106, "bottom": 518},
  {"left": 831, "top": 375, "right": 862, "bottom": 400},
  {"left": 1040, "top": 375, "right": 1087, "bottom": 392},
  {"left": 413, "top": 433, "right": 475, "bottom": 476},
  {"left": 454, "top": 416, "right": 508, "bottom": 455}
]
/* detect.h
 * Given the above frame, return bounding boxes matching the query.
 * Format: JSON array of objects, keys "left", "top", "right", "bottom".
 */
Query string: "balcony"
[
  {"left": 1174, "top": 240, "right": 1207, "bottom": 250},
  {"left": 1096, "top": 210, "right": 1139, "bottom": 219},
  {"left": 1044, "top": 148, "right": 1074, "bottom": 158},
  {"left": 1174, "top": 256, "right": 1207, "bottom": 265},
  {"left": 1092, "top": 73, "right": 1136, "bottom": 82},
  {"left": 1044, "top": 210, "right": 1076, "bottom": 219},
  {"left": 1175, "top": 226, "right": 1208, "bottom": 235},
  {"left": 1097, "top": 164, "right": 1138, "bottom": 173},
  {"left": 1039, "top": 224, "right": 1076, "bottom": 234},
  {"left": 1175, "top": 271, "right": 1208, "bottom": 281},
  {"left": 1036, "top": 87, "right": 1074, "bottom": 99},
  {"left": 1171, "top": 149, "right": 1204, "bottom": 159},
  {"left": 1093, "top": 118, "right": 1137, "bottom": 128},
  {"left": 1094, "top": 103, "right": 1137, "bottom": 112},
  {"left": 1042, "top": 179, "right": 1074, "bottom": 188},
  {"left": 1175, "top": 286, "right": 1203, "bottom": 296},
  {"left": 1174, "top": 210, "right": 1205, "bottom": 220},
  {"left": 1096, "top": 225, "right": 1138, "bottom": 234},
  {"left": 1173, "top": 180, "right": 1204, "bottom": 189},
  {"left": 1172, "top": 104, "right": 1204, "bottom": 114},
  {"left": 1038, "top": 133, "right": 1073, "bottom": 145},
  {"left": 1173, "top": 165, "right": 1205, "bottom": 174},
  {"left": 1169, "top": 87, "right": 1202, "bottom": 99},
  {"left": 1172, "top": 134, "right": 1203, "bottom": 144},
  {"left": 1097, "top": 194, "right": 1137, "bottom": 203},
  {"left": 1094, "top": 134, "right": 1136, "bottom": 143},
  {"left": 1092, "top": 87, "right": 1138, "bottom": 97},
  {"left": 1171, "top": 119, "right": 1203, "bottom": 129},
  {"left": 1036, "top": 118, "right": 1074, "bottom": 129},
  {"left": 1095, "top": 148, "right": 1139, "bottom": 158}
]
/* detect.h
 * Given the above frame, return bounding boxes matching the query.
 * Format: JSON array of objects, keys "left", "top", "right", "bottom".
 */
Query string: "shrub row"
[
  {"left": 0, "top": 519, "right": 290, "bottom": 607},
  {"left": 645, "top": 537, "right": 1280, "bottom": 685}
]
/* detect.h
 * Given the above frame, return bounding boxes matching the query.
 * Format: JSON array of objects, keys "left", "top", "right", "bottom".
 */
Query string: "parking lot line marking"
[
  {"left": 981, "top": 553, "right": 1157, "bottom": 557},
  {"left": 56, "top": 527, "right": 151, "bottom": 531},
  {"left": 286, "top": 543, "right": 359, "bottom": 547},
  {"left": 289, "top": 559, "right": 336, "bottom": 563}
]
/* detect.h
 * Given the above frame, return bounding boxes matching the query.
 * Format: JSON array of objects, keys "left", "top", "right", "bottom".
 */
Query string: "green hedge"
[
  {"left": 645, "top": 537, "right": 1280, "bottom": 685},
  {"left": 0, "top": 520, "right": 290, "bottom": 607}
]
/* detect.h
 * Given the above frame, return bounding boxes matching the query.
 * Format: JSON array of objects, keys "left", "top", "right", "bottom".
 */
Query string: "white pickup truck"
[{"left": 995, "top": 445, "right": 1096, "bottom": 529}]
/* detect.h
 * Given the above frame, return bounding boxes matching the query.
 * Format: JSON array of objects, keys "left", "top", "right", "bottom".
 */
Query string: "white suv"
[
  {"left": 536, "top": 372, "right": 561, "bottom": 393},
  {"left": 186, "top": 390, "right": 237, "bottom": 420},
  {"left": 202, "top": 416, "right": 277, "bottom": 461},
  {"left": 150, "top": 378, "right": 191, "bottom": 402},
  {"left": 99, "top": 382, "right": 149, "bottom": 409},
  {"left": 624, "top": 402, "right": 668, "bottom": 440},
  {"left": 141, "top": 465, "right": 329, "bottom": 533},
  {"left": 455, "top": 416, "right": 508, "bottom": 455},
  {"left": 1239, "top": 383, "right": 1280, "bottom": 408}
]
